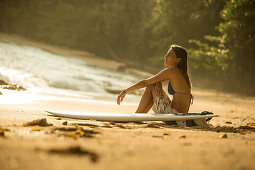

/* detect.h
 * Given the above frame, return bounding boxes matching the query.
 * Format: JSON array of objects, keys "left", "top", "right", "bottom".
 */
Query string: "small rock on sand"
[
  {"left": 0, "top": 128, "right": 7, "bottom": 137},
  {"left": 179, "top": 135, "right": 186, "bottom": 139},
  {"left": 62, "top": 121, "right": 68, "bottom": 125},
  {"left": 219, "top": 134, "right": 228, "bottom": 138}
]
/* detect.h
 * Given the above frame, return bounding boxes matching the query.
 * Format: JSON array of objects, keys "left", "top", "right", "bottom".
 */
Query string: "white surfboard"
[{"left": 45, "top": 110, "right": 218, "bottom": 126}]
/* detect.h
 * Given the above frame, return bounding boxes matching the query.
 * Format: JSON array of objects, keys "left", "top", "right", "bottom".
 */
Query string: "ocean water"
[{"left": 0, "top": 39, "right": 142, "bottom": 102}]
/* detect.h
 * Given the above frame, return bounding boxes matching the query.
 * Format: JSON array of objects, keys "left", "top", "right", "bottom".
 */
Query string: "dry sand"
[{"left": 0, "top": 34, "right": 255, "bottom": 170}]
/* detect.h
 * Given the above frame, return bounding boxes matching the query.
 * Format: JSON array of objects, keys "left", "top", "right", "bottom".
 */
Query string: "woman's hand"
[
  {"left": 117, "top": 90, "right": 126, "bottom": 105},
  {"left": 155, "top": 82, "right": 163, "bottom": 97}
]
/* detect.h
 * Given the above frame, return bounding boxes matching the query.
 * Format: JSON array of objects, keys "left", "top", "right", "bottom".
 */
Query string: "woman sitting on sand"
[{"left": 117, "top": 44, "right": 193, "bottom": 114}]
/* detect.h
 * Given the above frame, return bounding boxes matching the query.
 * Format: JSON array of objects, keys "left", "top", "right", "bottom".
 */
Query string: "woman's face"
[{"left": 164, "top": 48, "right": 180, "bottom": 67}]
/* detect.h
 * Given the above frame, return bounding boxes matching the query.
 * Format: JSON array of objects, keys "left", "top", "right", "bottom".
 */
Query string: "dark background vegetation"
[{"left": 0, "top": 0, "right": 254, "bottom": 95}]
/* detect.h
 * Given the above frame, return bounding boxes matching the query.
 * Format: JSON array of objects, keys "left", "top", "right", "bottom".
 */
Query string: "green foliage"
[
  {"left": 218, "top": 0, "right": 255, "bottom": 91},
  {"left": 147, "top": 0, "right": 226, "bottom": 67},
  {"left": 218, "top": 0, "right": 255, "bottom": 76},
  {"left": 188, "top": 37, "right": 229, "bottom": 73},
  {"left": 187, "top": 0, "right": 255, "bottom": 93}
]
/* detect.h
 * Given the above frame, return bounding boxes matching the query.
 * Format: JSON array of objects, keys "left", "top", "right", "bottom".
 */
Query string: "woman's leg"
[{"left": 135, "top": 84, "right": 157, "bottom": 113}]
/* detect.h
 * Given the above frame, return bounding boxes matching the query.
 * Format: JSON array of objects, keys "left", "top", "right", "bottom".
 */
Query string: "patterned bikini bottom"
[{"left": 152, "top": 93, "right": 183, "bottom": 114}]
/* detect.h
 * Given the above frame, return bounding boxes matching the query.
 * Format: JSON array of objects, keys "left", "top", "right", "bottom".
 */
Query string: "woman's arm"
[
  {"left": 117, "top": 68, "right": 173, "bottom": 105},
  {"left": 124, "top": 68, "right": 173, "bottom": 93}
]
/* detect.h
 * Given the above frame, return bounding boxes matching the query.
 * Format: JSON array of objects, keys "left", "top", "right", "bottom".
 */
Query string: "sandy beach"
[{"left": 0, "top": 34, "right": 255, "bottom": 170}]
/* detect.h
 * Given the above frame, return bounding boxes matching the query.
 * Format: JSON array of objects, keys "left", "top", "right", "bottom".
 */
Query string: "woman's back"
[{"left": 169, "top": 69, "right": 192, "bottom": 113}]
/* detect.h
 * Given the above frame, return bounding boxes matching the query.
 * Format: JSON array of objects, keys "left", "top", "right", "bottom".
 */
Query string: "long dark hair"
[{"left": 171, "top": 44, "right": 191, "bottom": 88}]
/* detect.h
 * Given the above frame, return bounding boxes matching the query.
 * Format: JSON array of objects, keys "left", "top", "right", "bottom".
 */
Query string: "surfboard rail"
[{"left": 45, "top": 110, "right": 219, "bottom": 122}]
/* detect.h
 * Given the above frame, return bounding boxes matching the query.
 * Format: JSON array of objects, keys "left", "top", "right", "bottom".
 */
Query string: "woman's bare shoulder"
[
  {"left": 161, "top": 67, "right": 179, "bottom": 74},
  {"left": 143, "top": 68, "right": 177, "bottom": 85}
]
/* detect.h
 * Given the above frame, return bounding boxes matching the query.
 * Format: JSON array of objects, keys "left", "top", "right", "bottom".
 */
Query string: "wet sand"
[{"left": 1, "top": 34, "right": 255, "bottom": 170}]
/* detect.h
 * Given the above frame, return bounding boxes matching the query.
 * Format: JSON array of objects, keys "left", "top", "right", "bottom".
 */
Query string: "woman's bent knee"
[
  {"left": 147, "top": 84, "right": 156, "bottom": 91},
  {"left": 146, "top": 84, "right": 158, "bottom": 100}
]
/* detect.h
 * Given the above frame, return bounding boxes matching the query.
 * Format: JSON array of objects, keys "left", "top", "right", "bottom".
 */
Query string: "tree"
[{"left": 218, "top": 0, "right": 255, "bottom": 90}]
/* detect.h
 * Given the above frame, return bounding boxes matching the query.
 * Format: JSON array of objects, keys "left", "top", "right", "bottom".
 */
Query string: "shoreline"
[{"left": 0, "top": 33, "right": 152, "bottom": 78}]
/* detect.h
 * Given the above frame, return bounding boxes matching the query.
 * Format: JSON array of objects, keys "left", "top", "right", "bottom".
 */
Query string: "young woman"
[{"left": 117, "top": 44, "right": 193, "bottom": 114}]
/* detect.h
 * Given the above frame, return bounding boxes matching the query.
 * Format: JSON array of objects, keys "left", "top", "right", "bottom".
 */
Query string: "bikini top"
[
  {"left": 168, "top": 81, "right": 176, "bottom": 95},
  {"left": 168, "top": 81, "right": 194, "bottom": 104}
]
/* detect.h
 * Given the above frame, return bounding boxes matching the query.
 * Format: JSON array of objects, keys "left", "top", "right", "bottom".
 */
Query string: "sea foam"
[{"left": 0, "top": 39, "right": 140, "bottom": 102}]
